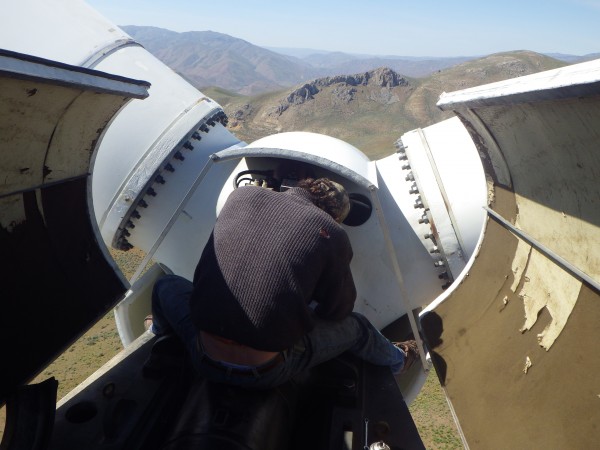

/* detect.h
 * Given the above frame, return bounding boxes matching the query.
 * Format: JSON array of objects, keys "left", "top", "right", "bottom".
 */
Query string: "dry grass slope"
[{"left": 212, "top": 51, "right": 567, "bottom": 159}]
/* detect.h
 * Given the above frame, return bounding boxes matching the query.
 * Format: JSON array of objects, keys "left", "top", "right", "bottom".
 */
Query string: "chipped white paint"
[
  {"left": 510, "top": 239, "right": 531, "bottom": 293},
  {"left": 518, "top": 248, "right": 582, "bottom": 350},
  {"left": 507, "top": 211, "right": 584, "bottom": 350},
  {"left": 523, "top": 356, "right": 532, "bottom": 374},
  {"left": 495, "top": 204, "right": 592, "bottom": 351}
]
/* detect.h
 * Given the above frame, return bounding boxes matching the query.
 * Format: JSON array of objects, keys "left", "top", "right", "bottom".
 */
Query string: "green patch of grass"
[{"left": 410, "top": 369, "right": 464, "bottom": 449}]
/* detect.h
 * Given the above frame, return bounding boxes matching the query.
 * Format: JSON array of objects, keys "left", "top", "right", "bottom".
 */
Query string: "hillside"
[
  {"left": 218, "top": 51, "right": 567, "bottom": 159},
  {"left": 403, "top": 50, "right": 567, "bottom": 126},
  {"left": 302, "top": 52, "right": 476, "bottom": 78},
  {"left": 122, "top": 26, "right": 512, "bottom": 95},
  {"left": 122, "top": 26, "right": 318, "bottom": 95},
  {"left": 220, "top": 67, "right": 420, "bottom": 158}
]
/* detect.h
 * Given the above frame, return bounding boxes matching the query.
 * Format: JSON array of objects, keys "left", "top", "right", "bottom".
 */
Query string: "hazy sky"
[{"left": 86, "top": 0, "right": 600, "bottom": 57}]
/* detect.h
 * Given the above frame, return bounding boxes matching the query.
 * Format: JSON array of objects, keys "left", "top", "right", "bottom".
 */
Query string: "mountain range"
[
  {"left": 121, "top": 25, "right": 594, "bottom": 158},
  {"left": 123, "top": 25, "right": 596, "bottom": 95},
  {"left": 206, "top": 52, "right": 566, "bottom": 158}
]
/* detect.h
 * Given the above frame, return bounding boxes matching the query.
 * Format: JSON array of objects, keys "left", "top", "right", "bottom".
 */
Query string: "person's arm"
[{"left": 312, "top": 229, "right": 357, "bottom": 320}]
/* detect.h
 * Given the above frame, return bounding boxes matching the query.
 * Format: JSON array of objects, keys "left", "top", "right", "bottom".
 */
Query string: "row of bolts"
[{"left": 117, "top": 111, "right": 228, "bottom": 250}]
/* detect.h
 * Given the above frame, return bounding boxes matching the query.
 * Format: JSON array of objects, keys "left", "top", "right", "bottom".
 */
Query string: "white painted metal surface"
[
  {"left": 394, "top": 117, "right": 487, "bottom": 279},
  {"left": 0, "top": 0, "right": 132, "bottom": 67},
  {"left": 4, "top": 2, "right": 600, "bottom": 446},
  {"left": 438, "top": 57, "right": 600, "bottom": 108},
  {"left": 0, "top": 0, "right": 490, "bottom": 409},
  {"left": 242, "top": 131, "right": 377, "bottom": 188},
  {"left": 0, "top": 0, "right": 243, "bottom": 253}
]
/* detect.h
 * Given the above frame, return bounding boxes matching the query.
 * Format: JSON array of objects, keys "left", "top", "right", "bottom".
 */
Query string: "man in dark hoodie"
[{"left": 150, "top": 177, "right": 418, "bottom": 388}]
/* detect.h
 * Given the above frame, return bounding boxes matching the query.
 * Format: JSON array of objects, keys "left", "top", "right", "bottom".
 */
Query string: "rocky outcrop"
[
  {"left": 315, "top": 67, "right": 409, "bottom": 88},
  {"left": 287, "top": 83, "right": 320, "bottom": 104},
  {"left": 331, "top": 86, "right": 357, "bottom": 104},
  {"left": 371, "top": 67, "right": 410, "bottom": 88},
  {"left": 369, "top": 89, "right": 401, "bottom": 105},
  {"left": 229, "top": 104, "right": 253, "bottom": 127},
  {"left": 271, "top": 67, "right": 409, "bottom": 115}
]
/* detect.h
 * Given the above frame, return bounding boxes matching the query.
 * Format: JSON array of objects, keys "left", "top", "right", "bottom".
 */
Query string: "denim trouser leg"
[
  {"left": 245, "top": 312, "right": 406, "bottom": 387},
  {"left": 151, "top": 274, "right": 201, "bottom": 361},
  {"left": 300, "top": 312, "right": 406, "bottom": 374}
]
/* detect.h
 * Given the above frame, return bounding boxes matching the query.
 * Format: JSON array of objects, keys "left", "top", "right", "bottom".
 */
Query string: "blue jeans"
[{"left": 151, "top": 274, "right": 405, "bottom": 389}]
